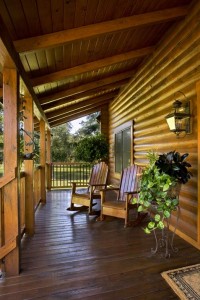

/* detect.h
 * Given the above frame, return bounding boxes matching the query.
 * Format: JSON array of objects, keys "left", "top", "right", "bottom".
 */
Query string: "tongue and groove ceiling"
[{"left": 0, "top": 0, "right": 193, "bottom": 128}]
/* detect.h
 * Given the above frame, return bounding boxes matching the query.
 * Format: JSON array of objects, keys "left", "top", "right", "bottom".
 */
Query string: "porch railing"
[
  {"left": 33, "top": 166, "right": 42, "bottom": 209},
  {"left": 19, "top": 166, "right": 42, "bottom": 235},
  {"left": 49, "top": 162, "right": 93, "bottom": 189}
]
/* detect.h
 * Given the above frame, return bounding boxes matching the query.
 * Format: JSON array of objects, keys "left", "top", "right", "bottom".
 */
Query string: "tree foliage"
[
  {"left": 51, "top": 123, "right": 73, "bottom": 161},
  {"left": 75, "top": 113, "right": 100, "bottom": 137},
  {"left": 52, "top": 112, "right": 102, "bottom": 162},
  {"left": 74, "top": 134, "right": 108, "bottom": 163}
]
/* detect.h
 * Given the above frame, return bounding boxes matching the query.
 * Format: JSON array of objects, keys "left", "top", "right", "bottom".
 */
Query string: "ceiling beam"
[
  {"left": 48, "top": 99, "right": 109, "bottom": 123},
  {"left": 32, "top": 47, "right": 153, "bottom": 87},
  {"left": 46, "top": 96, "right": 114, "bottom": 120},
  {"left": 39, "top": 70, "right": 134, "bottom": 105},
  {"left": 49, "top": 106, "right": 104, "bottom": 128},
  {"left": 14, "top": 6, "right": 188, "bottom": 54},
  {"left": 42, "top": 81, "right": 125, "bottom": 111},
  {"left": 45, "top": 92, "right": 117, "bottom": 119}
]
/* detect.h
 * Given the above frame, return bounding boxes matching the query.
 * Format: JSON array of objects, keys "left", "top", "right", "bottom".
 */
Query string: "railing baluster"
[
  {"left": 66, "top": 164, "right": 68, "bottom": 187},
  {"left": 83, "top": 164, "right": 85, "bottom": 185},
  {"left": 53, "top": 164, "right": 55, "bottom": 188},
  {"left": 59, "top": 164, "right": 61, "bottom": 187},
  {"left": 61, "top": 164, "right": 63, "bottom": 187},
  {"left": 80, "top": 164, "right": 82, "bottom": 186}
]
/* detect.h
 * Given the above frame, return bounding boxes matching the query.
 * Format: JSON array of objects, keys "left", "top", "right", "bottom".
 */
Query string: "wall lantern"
[{"left": 165, "top": 91, "right": 191, "bottom": 138}]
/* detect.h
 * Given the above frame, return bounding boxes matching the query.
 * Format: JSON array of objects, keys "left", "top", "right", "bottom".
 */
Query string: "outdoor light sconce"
[{"left": 165, "top": 91, "right": 191, "bottom": 138}]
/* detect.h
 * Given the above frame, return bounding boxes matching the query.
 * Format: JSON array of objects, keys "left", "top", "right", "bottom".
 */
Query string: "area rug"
[{"left": 161, "top": 264, "right": 200, "bottom": 299}]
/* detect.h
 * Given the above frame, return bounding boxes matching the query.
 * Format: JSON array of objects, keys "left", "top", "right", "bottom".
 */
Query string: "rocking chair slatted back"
[
  {"left": 118, "top": 165, "right": 141, "bottom": 201},
  {"left": 89, "top": 162, "right": 108, "bottom": 187}
]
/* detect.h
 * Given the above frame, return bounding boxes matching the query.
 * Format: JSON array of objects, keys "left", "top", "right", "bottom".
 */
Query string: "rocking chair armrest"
[
  {"left": 89, "top": 184, "right": 107, "bottom": 187},
  {"left": 89, "top": 184, "right": 108, "bottom": 195},
  {"left": 124, "top": 191, "right": 140, "bottom": 206},
  {"left": 71, "top": 182, "right": 90, "bottom": 193},
  {"left": 124, "top": 190, "right": 139, "bottom": 195},
  {"left": 100, "top": 186, "right": 120, "bottom": 192}
]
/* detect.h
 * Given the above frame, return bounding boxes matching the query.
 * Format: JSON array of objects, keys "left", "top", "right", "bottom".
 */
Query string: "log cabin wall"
[
  {"left": 108, "top": 0, "right": 200, "bottom": 248},
  {"left": 100, "top": 104, "right": 109, "bottom": 139}
]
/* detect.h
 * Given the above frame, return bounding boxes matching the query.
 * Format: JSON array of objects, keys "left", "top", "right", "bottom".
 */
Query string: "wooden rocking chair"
[
  {"left": 100, "top": 164, "right": 142, "bottom": 227},
  {"left": 67, "top": 161, "right": 108, "bottom": 214}
]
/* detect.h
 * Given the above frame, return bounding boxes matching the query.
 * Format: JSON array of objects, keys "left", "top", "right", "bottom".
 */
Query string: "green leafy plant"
[
  {"left": 132, "top": 151, "right": 192, "bottom": 234},
  {"left": 155, "top": 151, "right": 192, "bottom": 184},
  {"left": 75, "top": 133, "right": 108, "bottom": 163}
]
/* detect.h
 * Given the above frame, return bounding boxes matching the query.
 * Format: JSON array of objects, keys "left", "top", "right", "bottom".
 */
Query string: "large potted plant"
[{"left": 132, "top": 150, "right": 192, "bottom": 234}]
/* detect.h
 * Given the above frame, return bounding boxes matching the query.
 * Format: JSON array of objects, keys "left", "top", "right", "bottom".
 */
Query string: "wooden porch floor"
[{"left": 0, "top": 190, "right": 200, "bottom": 299}]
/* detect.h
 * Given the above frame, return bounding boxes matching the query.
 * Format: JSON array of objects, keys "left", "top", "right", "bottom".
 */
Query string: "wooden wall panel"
[
  {"left": 100, "top": 104, "right": 109, "bottom": 138},
  {"left": 108, "top": 1, "right": 200, "bottom": 247}
]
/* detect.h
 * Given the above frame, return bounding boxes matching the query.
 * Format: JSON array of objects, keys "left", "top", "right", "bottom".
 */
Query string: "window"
[{"left": 114, "top": 121, "right": 132, "bottom": 174}]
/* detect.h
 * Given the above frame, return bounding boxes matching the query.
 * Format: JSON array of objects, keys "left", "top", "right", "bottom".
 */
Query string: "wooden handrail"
[
  {"left": 51, "top": 162, "right": 92, "bottom": 166},
  {"left": 0, "top": 237, "right": 17, "bottom": 260},
  {"left": 0, "top": 170, "right": 16, "bottom": 188}
]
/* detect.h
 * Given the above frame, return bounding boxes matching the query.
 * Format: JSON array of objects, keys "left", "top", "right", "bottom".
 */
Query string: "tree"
[
  {"left": 75, "top": 133, "right": 108, "bottom": 163},
  {"left": 75, "top": 112, "right": 100, "bottom": 137},
  {"left": 51, "top": 123, "right": 73, "bottom": 161},
  {"left": 51, "top": 113, "right": 102, "bottom": 162}
]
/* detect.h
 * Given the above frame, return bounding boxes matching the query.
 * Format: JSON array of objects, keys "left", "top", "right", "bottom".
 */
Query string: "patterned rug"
[{"left": 161, "top": 264, "right": 200, "bottom": 299}]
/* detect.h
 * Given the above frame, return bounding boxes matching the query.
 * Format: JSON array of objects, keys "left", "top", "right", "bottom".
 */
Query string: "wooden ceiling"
[{"left": 0, "top": 0, "right": 193, "bottom": 128}]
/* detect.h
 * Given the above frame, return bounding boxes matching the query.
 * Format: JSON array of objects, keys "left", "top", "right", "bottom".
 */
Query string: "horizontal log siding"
[
  {"left": 108, "top": 1, "right": 200, "bottom": 246},
  {"left": 100, "top": 104, "right": 109, "bottom": 139}
]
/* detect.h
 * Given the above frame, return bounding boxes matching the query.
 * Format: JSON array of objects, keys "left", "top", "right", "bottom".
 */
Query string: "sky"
[{"left": 70, "top": 117, "right": 86, "bottom": 133}]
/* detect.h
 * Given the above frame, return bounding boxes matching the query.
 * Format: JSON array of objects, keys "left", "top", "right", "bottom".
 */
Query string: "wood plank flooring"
[{"left": 0, "top": 189, "right": 200, "bottom": 299}]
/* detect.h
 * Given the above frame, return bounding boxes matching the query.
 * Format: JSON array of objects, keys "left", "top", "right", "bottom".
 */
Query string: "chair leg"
[
  {"left": 124, "top": 210, "right": 128, "bottom": 228},
  {"left": 66, "top": 201, "right": 74, "bottom": 211},
  {"left": 88, "top": 200, "right": 93, "bottom": 214},
  {"left": 99, "top": 208, "right": 105, "bottom": 221}
]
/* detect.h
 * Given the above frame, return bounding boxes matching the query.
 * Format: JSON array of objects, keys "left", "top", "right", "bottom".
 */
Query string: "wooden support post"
[
  {"left": 24, "top": 95, "right": 35, "bottom": 236},
  {"left": 46, "top": 129, "right": 51, "bottom": 190},
  {"left": 3, "top": 67, "right": 20, "bottom": 276},
  {"left": 46, "top": 129, "right": 51, "bottom": 163},
  {"left": 40, "top": 120, "right": 46, "bottom": 203}
]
